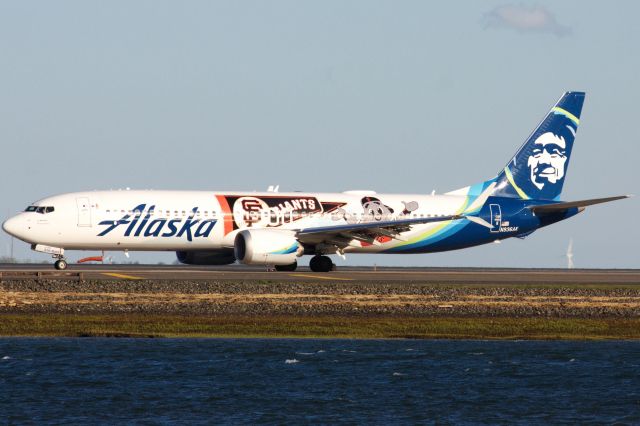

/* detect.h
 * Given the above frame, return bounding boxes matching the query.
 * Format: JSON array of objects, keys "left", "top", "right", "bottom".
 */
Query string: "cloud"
[{"left": 483, "top": 4, "right": 571, "bottom": 37}]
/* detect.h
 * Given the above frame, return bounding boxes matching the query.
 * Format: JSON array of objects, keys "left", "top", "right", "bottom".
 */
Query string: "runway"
[{"left": 0, "top": 264, "right": 638, "bottom": 285}]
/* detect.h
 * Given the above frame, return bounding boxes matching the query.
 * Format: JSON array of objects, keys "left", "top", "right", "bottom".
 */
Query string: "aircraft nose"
[{"left": 2, "top": 216, "right": 22, "bottom": 238}]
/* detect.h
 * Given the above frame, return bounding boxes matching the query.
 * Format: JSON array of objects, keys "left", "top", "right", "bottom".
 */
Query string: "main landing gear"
[
  {"left": 275, "top": 261, "right": 298, "bottom": 272},
  {"left": 54, "top": 256, "right": 68, "bottom": 270},
  {"left": 309, "top": 255, "right": 335, "bottom": 273}
]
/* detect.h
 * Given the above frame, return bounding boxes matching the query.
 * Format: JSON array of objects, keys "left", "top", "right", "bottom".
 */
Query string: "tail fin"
[{"left": 493, "top": 92, "right": 585, "bottom": 200}]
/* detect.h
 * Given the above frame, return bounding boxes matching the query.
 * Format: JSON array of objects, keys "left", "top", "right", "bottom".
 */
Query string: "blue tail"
[{"left": 493, "top": 92, "right": 585, "bottom": 201}]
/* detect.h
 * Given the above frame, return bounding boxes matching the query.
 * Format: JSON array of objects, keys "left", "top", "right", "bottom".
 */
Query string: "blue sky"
[{"left": 1, "top": 1, "right": 638, "bottom": 267}]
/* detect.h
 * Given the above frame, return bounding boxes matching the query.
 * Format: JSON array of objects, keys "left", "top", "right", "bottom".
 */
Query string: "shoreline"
[
  {"left": 2, "top": 314, "right": 640, "bottom": 340},
  {"left": 2, "top": 278, "right": 640, "bottom": 339}
]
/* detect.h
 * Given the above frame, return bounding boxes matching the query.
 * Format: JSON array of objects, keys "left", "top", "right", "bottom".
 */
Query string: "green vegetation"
[
  {"left": 373, "top": 282, "right": 640, "bottom": 290},
  {"left": 1, "top": 314, "right": 639, "bottom": 340}
]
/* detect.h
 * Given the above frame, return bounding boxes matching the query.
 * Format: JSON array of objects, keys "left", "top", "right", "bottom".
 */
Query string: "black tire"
[
  {"left": 54, "top": 259, "right": 68, "bottom": 270},
  {"left": 309, "top": 255, "right": 333, "bottom": 272},
  {"left": 275, "top": 261, "right": 297, "bottom": 272}
]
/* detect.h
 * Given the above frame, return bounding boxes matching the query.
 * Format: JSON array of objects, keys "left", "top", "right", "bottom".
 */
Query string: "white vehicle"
[{"left": 2, "top": 92, "right": 628, "bottom": 271}]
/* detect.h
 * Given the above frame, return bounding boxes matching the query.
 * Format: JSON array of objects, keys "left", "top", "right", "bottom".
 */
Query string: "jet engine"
[
  {"left": 176, "top": 249, "right": 236, "bottom": 265},
  {"left": 234, "top": 229, "right": 303, "bottom": 266}
]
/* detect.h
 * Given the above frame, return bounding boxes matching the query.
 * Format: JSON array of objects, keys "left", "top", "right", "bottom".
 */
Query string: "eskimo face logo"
[{"left": 527, "top": 132, "right": 568, "bottom": 190}]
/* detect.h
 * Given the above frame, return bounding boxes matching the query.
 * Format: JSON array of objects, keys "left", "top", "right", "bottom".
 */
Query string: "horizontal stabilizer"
[{"left": 528, "top": 195, "right": 630, "bottom": 214}]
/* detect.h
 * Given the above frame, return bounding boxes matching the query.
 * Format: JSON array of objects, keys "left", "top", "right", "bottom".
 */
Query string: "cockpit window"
[{"left": 25, "top": 205, "right": 55, "bottom": 214}]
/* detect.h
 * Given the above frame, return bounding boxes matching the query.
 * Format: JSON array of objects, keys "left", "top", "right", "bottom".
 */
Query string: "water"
[{"left": 1, "top": 339, "right": 639, "bottom": 424}]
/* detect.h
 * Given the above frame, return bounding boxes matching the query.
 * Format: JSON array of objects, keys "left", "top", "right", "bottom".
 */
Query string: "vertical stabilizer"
[{"left": 493, "top": 92, "right": 585, "bottom": 200}]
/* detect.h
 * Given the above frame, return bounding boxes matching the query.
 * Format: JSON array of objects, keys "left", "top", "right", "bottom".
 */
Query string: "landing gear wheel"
[
  {"left": 275, "top": 261, "right": 298, "bottom": 272},
  {"left": 54, "top": 259, "right": 68, "bottom": 270},
  {"left": 309, "top": 255, "right": 334, "bottom": 273}
]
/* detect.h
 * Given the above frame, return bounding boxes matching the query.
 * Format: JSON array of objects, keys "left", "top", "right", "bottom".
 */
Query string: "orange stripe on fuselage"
[{"left": 216, "top": 194, "right": 234, "bottom": 235}]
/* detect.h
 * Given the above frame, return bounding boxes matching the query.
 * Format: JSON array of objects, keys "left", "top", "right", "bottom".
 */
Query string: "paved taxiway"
[{"left": 0, "top": 264, "right": 638, "bottom": 285}]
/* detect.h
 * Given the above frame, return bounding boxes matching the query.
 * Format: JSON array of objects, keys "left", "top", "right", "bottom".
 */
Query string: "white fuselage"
[{"left": 4, "top": 190, "right": 469, "bottom": 253}]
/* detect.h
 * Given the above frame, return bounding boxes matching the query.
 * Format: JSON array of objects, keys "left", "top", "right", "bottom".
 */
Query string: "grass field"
[{"left": 1, "top": 314, "right": 639, "bottom": 340}]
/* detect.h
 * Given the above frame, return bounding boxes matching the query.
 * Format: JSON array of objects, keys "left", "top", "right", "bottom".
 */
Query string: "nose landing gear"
[
  {"left": 31, "top": 244, "right": 68, "bottom": 270},
  {"left": 54, "top": 256, "right": 68, "bottom": 270}
]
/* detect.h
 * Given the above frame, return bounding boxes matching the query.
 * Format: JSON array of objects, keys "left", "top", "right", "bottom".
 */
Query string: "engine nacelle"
[
  {"left": 176, "top": 249, "right": 236, "bottom": 265},
  {"left": 234, "top": 229, "right": 303, "bottom": 266}
]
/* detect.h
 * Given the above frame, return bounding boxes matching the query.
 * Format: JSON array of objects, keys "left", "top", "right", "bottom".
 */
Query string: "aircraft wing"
[
  {"left": 296, "top": 214, "right": 490, "bottom": 247},
  {"left": 295, "top": 182, "right": 500, "bottom": 248},
  {"left": 527, "top": 195, "right": 630, "bottom": 214}
]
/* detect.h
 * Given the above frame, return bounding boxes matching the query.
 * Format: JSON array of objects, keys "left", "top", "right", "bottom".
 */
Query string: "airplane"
[{"left": 2, "top": 92, "right": 629, "bottom": 272}]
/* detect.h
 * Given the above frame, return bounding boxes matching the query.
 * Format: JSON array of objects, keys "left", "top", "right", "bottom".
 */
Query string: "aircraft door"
[
  {"left": 76, "top": 197, "right": 92, "bottom": 227},
  {"left": 489, "top": 204, "right": 502, "bottom": 233}
]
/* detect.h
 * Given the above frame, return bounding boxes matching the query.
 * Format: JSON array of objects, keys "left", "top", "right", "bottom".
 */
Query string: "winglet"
[
  {"left": 464, "top": 182, "right": 496, "bottom": 214},
  {"left": 465, "top": 215, "right": 494, "bottom": 229}
]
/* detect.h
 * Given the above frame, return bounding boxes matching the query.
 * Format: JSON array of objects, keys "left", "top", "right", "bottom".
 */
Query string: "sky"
[{"left": 0, "top": 1, "right": 638, "bottom": 268}]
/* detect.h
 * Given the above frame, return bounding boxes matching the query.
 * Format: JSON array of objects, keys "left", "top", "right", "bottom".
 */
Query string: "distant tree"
[{"left": 0, "top": 256, "right": 18, "bottom": 263}]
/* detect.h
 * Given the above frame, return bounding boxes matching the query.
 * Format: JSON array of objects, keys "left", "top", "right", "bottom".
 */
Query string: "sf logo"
[{"left": 241, "top": 199, "right": 264, "bottom": 225}]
